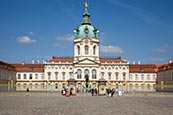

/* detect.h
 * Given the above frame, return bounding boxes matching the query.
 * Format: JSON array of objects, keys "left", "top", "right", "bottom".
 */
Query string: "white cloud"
[
  {"left": 150, "top": 58, "right": 166, "bottom": 62},
  {"left": 56, "top": 34, "right": 73, "bottom": 42},
  {"left": 17, "top": 36, "right": 36, "bottom": 43},
  {"left": 53, "top": 43, "right": 66, "bottom": 48},
  {"left": 29, "top": 32, "right": 34, "bottom": 35},
  {"left": 152, "top": 48, "right": 166, "bottom": 53},
  {"left": 100, "top": 45, "right": 124, "bottom": 54}
]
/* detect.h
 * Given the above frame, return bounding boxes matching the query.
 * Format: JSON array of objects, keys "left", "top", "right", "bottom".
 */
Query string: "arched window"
[
  {"left": 85, "top": 46, "right": 89, "bottom": 55},
  {"left": 122, "top": 72, "right": 126, "bottom": 80},
  {"left": 84, "top": 69, "right": 89, "bottom": 82},
  {"left": 115, "top": 72, "right": 119, "bottom": 80},
  {"left": 108, "top": 72, "right": 112, "bottom": 80},
  {"left": 54, "top": 72, "right": 58, "bottom": 80},
  {"left": 55, "top": 83, "right": 58, "bottom": 89},
  {"left": 84, "top": 69, "right": 89, "bottom": 75},
  {"left": 93, "top": 46, "right": 96, "bottom": 55},
  {"left": 77, "top": 69, "right": 82, "bottom": 79},
  {"left": 47, "top": 72, "right": 51, "bottom": 80},
  {"left": 135, "top": 84, "right": 139, "bottom": 90},
  {"left": 62, "top": 72, "right": 65, "bottom": 80},
  {"left": 92, "top": 69, "right": 97, "bottom": 79},
  {"left": 77, "top": 46, "right": 80, "bottom": 55}
]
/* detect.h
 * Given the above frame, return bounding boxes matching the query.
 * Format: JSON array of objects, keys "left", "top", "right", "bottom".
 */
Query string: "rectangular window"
[
  {"left": 24, "top": 74, "right": 27, "bottom": 79},
  {"left": 129, "top": 74, "right": 132, "bottom": 81},
  {"left": 41, "top": 74, "right": 44, "bottom": 79},
  {"left": 135, "top": 76, "right": 138, "bottom": 80},
  {"left": 141, "top": 76, "right": 144, "bottom": 81},
  {"left": 35, "top": 74, "right": 38, "bottom": 79},
  {"left": 153, "top": 76, "right": 156, "bottom": 80},
  {"left": 29, "top": 74, "right": 32, "bottom": 80},
  {"left": 18, "top": 74, "right": 21, "bottom": 79}
]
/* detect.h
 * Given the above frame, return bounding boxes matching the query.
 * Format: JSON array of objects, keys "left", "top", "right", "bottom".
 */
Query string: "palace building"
[
  {"left": 1, "top": 3, "right": 169, "bottom": 93},
  {"left": 11, "top": 3, "right": 159, "bottom": 94},
  {"left": 157, "top": 61, "right": 173, "bottom": 92},
  {"left": 0, "top": 61, "right": 16, "bottom": 92}
]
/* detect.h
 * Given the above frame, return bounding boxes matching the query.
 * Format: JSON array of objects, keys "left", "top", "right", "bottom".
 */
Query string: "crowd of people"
[{"left": 61, "top": 87, "right": 123, "bottom": 97}]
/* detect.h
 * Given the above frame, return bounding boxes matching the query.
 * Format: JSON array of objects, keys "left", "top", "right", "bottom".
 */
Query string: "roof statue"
[{"left": 85, "top": 2, "right": 89, "bottom": 8}]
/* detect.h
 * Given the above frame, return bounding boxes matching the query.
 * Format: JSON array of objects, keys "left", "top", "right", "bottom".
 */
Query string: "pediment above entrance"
[{"left": 74, "top": 58, "right": 99, "bottom": 65}]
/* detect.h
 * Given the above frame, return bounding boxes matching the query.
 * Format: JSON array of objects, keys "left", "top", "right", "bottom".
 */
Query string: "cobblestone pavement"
[{"left": 0, "top": 93, "right": 173, "bottom": 115}]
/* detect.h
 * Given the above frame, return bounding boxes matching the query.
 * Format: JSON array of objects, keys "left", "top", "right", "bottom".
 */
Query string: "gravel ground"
[{"left": 0, "top": 93, "right": 173, "bottom": 115}]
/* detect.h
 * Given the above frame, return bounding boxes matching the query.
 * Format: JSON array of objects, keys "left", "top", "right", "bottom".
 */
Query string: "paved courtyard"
[{"left": 0, "top": 93, "right": 173, "bottom": 115}]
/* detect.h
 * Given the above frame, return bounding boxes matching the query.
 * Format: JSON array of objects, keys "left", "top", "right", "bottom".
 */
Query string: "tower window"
[
  {"left": 77, "top": 46, "right": 80, "bottom": 55},
  {"left": 93, "top": 46, "right": 96, "bottom": 55},
  {"left": 85, "top": 46, "right": 89, "bottom": 55}
]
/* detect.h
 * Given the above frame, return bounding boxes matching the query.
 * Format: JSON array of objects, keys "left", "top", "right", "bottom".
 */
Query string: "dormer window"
[
  {"left": 84, "top": 26, "right": 89, "bottom": 33},
  {"left": 140, "top": 68, "right": 144, "bottom": 72}
]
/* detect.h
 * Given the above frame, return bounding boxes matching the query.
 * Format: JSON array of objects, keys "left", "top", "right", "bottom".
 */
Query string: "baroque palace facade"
[{"left": 0, "top": 3, "right": 172, "bottom": 93}]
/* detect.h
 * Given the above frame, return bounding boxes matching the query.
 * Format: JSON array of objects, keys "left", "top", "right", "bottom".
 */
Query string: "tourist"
[
  {"left": 111, "top": 88, "right": 115, "bottom": 97},
  {"left": 95, "top": 88, "right": 98, "bottom": 96},
  {"left": 26, "top": 87, "right": 29, "bottom": 92},
  {"left": 62, "top": 87, "right": 66, "bottom": 96},
  {"left": 70, "top": 88, "right": 73, "bottom": 96}
]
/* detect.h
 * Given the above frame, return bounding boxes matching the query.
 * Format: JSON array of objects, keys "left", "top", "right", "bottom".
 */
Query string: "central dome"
[
  {"left": 73, "top": 3, "right": 99, "bottom": 39},
  {"left": 74, "top": 24, "right": 99, "bottom": 39}
]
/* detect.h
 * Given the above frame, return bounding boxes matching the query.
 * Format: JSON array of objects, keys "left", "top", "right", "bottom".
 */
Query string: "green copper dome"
[{"left": 74, "top": 2, "right": 99, "bottom": 39}]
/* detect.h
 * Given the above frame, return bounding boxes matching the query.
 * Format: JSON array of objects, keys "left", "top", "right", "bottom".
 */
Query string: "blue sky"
[{"left": 0, "top": 0, "right": 173, "bottom": 64}]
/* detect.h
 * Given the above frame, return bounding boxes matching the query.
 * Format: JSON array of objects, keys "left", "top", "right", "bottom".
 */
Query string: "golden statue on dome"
[{"left": 85, "top": 2, "right": 89, "bottom": 8}]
